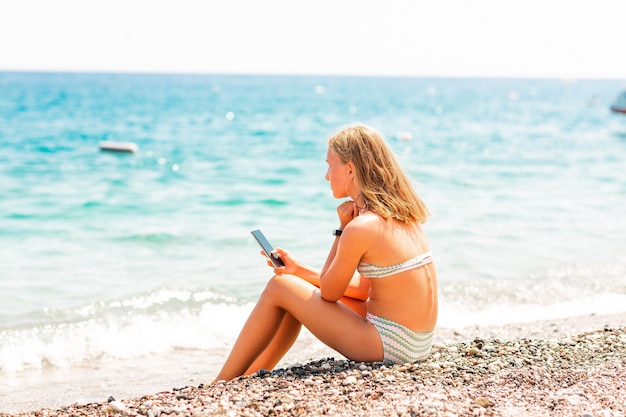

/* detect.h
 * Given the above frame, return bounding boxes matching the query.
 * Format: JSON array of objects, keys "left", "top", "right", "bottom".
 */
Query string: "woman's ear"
[{"left": 346, "top": 161, "right": 355, "bottom": 176}]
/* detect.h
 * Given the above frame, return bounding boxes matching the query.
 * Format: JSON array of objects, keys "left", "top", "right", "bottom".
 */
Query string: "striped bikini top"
[{"left": 357, "top": 251, "right": 433, "bottom": 278}]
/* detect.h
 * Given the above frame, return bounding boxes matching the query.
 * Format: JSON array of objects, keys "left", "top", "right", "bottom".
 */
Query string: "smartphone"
[{"left": 250, "top": 229, "right": 285, "bottom": 268}]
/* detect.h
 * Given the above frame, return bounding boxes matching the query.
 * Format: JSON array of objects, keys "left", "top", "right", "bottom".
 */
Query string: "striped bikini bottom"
[{"left": 366, "top": 312, "right": 434, "bottom": 364}]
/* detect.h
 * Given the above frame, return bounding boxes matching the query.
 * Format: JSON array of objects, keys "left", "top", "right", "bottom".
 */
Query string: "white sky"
[{"left": 1, "top": 0, "right": 625, "bottom": 79}]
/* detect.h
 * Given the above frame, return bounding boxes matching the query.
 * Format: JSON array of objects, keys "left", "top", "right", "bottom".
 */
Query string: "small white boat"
[
  {"left": 99, "top": 141, "right": 139, "bottom": 153},
  {"left": 610, "top": 91, "right": 626, "bottom": 114}
]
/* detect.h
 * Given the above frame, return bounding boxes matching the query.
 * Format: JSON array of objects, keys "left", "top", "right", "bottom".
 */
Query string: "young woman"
[{"left": 213, "top": 124, "right": 437, "bottom": 381}]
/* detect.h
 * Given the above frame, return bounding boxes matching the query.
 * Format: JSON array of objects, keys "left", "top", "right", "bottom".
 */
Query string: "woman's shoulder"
[
  {"left": 343, "top": 213, "right": 387, "bottom": 245},
  {"left": 347, "top": 211, "right": 383, "bottom": 231},
  {"left": 350, "top": 214, "right": 424, "bottom": 244}
]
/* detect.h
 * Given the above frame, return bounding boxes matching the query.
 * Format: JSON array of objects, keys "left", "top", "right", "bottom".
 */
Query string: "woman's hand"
[
  {"left": 336, "top": 199, "right": 359, "bottom": 229},
  {"left": 261, "top": 247, "right": 298, "bottom": 276}
]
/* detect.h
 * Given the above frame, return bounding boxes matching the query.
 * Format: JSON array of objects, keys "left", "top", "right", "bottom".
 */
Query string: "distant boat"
[
  {"left": 99, "top": 141, "right": 139, "bottom": 153},
  {"left": 610, "top": 91, "right": 626, "bottom": 114}
]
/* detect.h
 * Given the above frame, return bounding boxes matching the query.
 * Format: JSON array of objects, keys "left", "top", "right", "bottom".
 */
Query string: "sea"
[{"left": 1, "top": 72, "right": 625, "bottom": 411}]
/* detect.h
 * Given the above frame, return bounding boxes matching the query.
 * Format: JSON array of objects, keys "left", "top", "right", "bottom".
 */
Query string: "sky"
[{"left": 1, "top": 0, "right": 625, "bottom": 79}]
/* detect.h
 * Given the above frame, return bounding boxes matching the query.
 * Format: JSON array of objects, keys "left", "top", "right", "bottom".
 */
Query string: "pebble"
[
  {"left": 467, "top": 347, "right": 481, "bottom": 356},
  {"left": 473, "top": 396, "right": 493, "bottom": 408},
  {"left": 107, "top": 396, "right": 126, "bottom": 413}
]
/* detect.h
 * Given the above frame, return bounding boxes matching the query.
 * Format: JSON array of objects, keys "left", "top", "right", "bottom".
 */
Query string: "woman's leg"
[
  {"left": 243, "top": 312, "right": 301, "bottom": 375},
  {"left": 242, "top": 293, "right": 368, "bottom": 375},
  {"left": 214, "top": 274, "right": 382, "bottom": 382}
]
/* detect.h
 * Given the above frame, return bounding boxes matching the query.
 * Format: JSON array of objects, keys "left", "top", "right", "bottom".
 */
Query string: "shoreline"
[
  {"left": 2, "top": 313, "right": 626, "bottom": 416},
  {"left": 437, "top": 311, "right": 626, "bottom": 343}
]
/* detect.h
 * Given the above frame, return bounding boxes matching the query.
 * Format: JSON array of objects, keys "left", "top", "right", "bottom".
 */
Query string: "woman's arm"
[
  {"left": 318, "top": 228, "right": 366, "bottom": 301},
  {"left": 270, "top": 201, "right": 372, "bottom": 302},
  {"left": 319, "top": 230, "right": 370, "bottom": 301},
  {"left": 271, "top": 238, "right": 369, "bottom": 301},
  {"left": 269, "top": 248, "right": 321, "bottom": 286},
  {"left": 320, "top": 199, "right": 358, "bottom": 277}
]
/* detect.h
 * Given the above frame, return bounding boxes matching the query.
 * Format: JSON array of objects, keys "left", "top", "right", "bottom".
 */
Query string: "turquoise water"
[{"left": 1, "top": 72, "right": 626, "bottom": 410}]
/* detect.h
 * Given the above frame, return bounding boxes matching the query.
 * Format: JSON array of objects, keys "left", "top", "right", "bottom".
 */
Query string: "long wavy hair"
[{"left": 327, "top": 125, "right": 430, "bottom": 224}]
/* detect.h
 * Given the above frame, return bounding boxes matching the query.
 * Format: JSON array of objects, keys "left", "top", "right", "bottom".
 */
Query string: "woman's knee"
[
  {"left": 262, "top": 274, "right": 295, "bottom": 298},
  {"left": 262, "top": 274, "right": 314, "bottom": 304}
]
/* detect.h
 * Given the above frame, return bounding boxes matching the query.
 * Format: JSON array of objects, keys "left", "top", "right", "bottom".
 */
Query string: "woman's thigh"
[{"left": 264, "top": 275, "right": 383, "bottom": 362}]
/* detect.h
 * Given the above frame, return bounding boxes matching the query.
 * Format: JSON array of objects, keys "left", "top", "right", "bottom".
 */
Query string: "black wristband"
[{"left": 332, "top": 229, "right": 343, "bottom": 236}]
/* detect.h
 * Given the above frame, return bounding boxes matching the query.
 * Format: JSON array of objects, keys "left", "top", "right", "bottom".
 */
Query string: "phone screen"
[{"left": 250, "top": 229, "right": 285, "bottom": 267}]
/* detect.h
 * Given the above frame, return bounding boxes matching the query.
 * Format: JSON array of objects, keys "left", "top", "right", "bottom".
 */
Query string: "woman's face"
[{"left": 325, "top": 147, "right": 353, "bottom": 198}]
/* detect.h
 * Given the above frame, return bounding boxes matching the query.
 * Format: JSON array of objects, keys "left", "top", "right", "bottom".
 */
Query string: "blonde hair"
[{"left": 328, "top": 125, "right": 430, "bottom": 224}]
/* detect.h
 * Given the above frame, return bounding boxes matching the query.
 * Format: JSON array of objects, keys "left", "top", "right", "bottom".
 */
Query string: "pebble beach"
[{"left": 4, "top": 314, "right": 625, "bottom": 417}]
